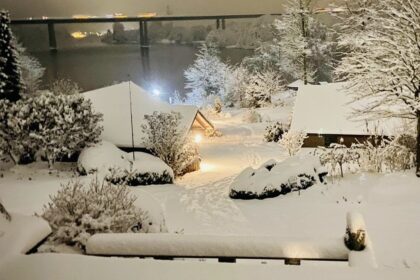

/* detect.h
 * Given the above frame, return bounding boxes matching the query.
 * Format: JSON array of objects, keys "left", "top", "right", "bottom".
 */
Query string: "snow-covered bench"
[{"left": 86, "top": 212, "right": 375, "bottom": 267}]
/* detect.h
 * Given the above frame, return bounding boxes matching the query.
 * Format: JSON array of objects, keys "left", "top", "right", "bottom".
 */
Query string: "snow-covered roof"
[
  {"left": 287, "top": 79, "right": 304, "bottom": 89},
  {"left": 84, "top": 82, "right": 212, "bottom": 148},
  {"left": 290, "top": 83, "right": 403, "bottom": 136}
]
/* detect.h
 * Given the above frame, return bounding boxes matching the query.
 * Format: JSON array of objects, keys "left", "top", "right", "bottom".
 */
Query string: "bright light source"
[
  {"left": 152, "top": 89, "right": 161, "bottom": 96},
  {"left": 194, "top": 134, "right": 202, "bottom": 144}
]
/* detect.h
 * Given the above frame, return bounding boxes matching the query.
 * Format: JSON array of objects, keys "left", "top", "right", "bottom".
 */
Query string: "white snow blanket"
[
  {"left": 230, "top": 155, "right": 327, "bottom": 198},
  {"left": 290, "top": 82, "right": 405, "bottom": 136},
  {"left": 77, "top": 141, "right": 174, "bottom": 180},
  {"left": 83, "top": 81, "right": 199, "bottom": 148},
  {"left": 86, "top": 233, "right": 348, "bottom": 260},
  {"left": 0, "top": 213, "right": 51, "bottom": 263}
]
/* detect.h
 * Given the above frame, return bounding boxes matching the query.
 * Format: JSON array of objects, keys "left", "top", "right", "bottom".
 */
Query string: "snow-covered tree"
[
  {"left": 0, "top": 99, "right": 37, "bottom": 164},
  {"left": 16, "top": 43, "right": 45, "bottom": 95},
  {"left": 242, "top": 41, "right": 283, "bottom": 75},
  {"left": 184, "top": 43, "right": 231, "bottom": 104},
  {"left": 50, "top": 78, "right": 81, "bottom": 95},
  {"left": 42, "top": 179, "right": 153, "bottom": 251},
  {"left": 273, "top": 0, "right": 334, "bottom": 84},
  {"left": 28, "top": 92, "right": 103, "bottom": 168},
  {"left": 279, "top": 130, "right": 307, "bottom": 156},
  {"left": 0, "top": 11, "right": 22, "bottom": 102},
  {"left": 335, "top": 0, "right": 420, "bottom": 176},
  {"left": 224, "top": 65, "right": 248, "bottom": 106},
  {"left": 141, "top": 111, "right": 199, "bottom": 177},
  {"left": 244, "top": 70, "right": 284, "bottom": 108}
]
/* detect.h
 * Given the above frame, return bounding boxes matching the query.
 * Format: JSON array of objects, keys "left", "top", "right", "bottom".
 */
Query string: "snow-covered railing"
[{"left": 86, "top": 212, "right": 376, "bottom": 267}]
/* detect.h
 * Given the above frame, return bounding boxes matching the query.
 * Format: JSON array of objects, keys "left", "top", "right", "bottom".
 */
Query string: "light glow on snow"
[
  {"left": 200, "top": 162, "right": 216, "bottom": 172},
  {"left": 152, "top": 89, "right": 161, "bottom": 96}
]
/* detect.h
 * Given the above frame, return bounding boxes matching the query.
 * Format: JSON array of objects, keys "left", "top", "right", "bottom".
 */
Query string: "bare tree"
[{"left": 335, "top": 0, "right": 420, "bottom": 176}]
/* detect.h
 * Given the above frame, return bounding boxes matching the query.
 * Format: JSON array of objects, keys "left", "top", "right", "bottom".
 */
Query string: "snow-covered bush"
[
  {"left": 77, "top": 141, "right": 174, "bottom": 185},
  {"left": 42, "top": 179, "right": 155, "bottom": 251},
  {"left": 316, "top": 143, "right": 361, "bottom": 177},
  {"left": 213, "top": 97, "right": 223, "bottom": 113},
  {"left": 29, "top": 92, "right": 103, "bottom": 168},
  {"left": 141, "top": 111, "right": 199, "bottom": 177},
  {"left": 229, "top": 155, "right": 327, "bottom": 200},
  {"left": 0, "top": 99, "right": 36, "bottom": 164},
  {"left": 106, "top": 167, "right": 173, "bottom": 186},
  {"left": 243, "top": 70, "right": 284, "bottom": 108},
  {"left": 358, "top": 135, "right": 415, "bottom": 173},
  {"left": 243, "top": 109, "right": 262, "bottom": 123},
  {"left": 264, "top": 122, "right": 288, "bottom": 143},
  {"left": 0, "top": 11, "right": 22, "bottom": 102},
  {"left": 50, "top": 78, "right": 82, "bottom": 95},
  {"left": 279, "top": 130, "right": 307, "bottom": 156},
  {"left": 16, "top": 43, "right": 45, "bottom": 94},
  {"left": 184, "top": 43, "right": 231, "bottom": 104}
]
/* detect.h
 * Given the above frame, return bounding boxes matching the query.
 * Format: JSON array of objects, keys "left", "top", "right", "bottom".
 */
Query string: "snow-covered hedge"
[
  {"left": 42, "top": 180, "right": 162, "bottom": 252},
  {"left": 77, "top": 141, "right": 174, "bottom": 186},
  {"left": 264, "top": 122, "right": 287, "bottom": 143},
  {"left": 229, "top": 155, "right": 327, "bottom": 200}
]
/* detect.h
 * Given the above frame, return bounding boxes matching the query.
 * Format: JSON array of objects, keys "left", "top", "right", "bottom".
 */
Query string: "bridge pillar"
[
  {"left": 216, "top": 19, "right": 220, "bottom": 30},
  {"left": 221, "top": 19, "right": 226, "bottom": 30},
  {"left": 47, "top": 22, "right": 57, "bottom": 52},
  {"left": 139, "top": 21, "right": 149, "bottom": 47}
]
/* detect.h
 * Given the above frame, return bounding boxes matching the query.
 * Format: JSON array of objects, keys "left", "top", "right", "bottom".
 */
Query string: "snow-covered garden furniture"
[
  {"left": 85, "top": 212, "right": 375, "bottom": 267},
  {"left": 77, "top": 141, "right": 174, "bottom": 186},
  {"left": 229, "top": 155, "right": 328, "bottom": 200}
]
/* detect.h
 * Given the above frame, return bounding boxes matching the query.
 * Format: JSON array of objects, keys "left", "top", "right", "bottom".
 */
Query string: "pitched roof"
[
  {"left": 84, "top": 81, "right": 212, "bottom": 148},
  {"left": 290, "top": 83, "right": 403, "bottom": 136}
]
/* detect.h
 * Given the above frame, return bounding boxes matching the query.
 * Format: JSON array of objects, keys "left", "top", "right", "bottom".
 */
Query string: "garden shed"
[{"left": 84, "top": 81, "right": 214, "bottom": 150}]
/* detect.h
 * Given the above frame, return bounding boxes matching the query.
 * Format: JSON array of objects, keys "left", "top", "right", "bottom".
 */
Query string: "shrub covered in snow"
[
  {"left": 42, "top": 179, "right": 156, "bottom": 251},
  {"left": 316, "top": 143, "right": 361, "bottom": 177},
  {"left": 243, "top": 109, "right": 262, "bottom": 123},
  {"left": 0, "top": 99, "right": 37, "bottom": 164},
  {"left": 358, "top": 134, "right": 416, "bottom": 173},
  {"left": 50, "top": 78, "right": 82, "bottom": 95},
  {"left": 28, "top": 92, "right": 103, "bottom": 168},
  {"left": 279, "top": 130, "right": 307, "bottom": 156},
  {"left": 229, "top": 155, "right": 327, "bottom": 200},
  {"left": 77, "top": 141, "right": 174, "bottom": 185},
  {"left": 345, "top": 212, "right": 366, "bottom": 251},
  {"left": 141, "top": 111, "right": 199, "bottom": 177},
  {"left": 264, "top": 122, "right": 288, "bottom": 143}
]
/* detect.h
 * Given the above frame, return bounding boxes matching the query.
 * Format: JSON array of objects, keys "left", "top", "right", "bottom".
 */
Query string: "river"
[{"left": 30, "top": 44, "right": 253, "bottom": 98}]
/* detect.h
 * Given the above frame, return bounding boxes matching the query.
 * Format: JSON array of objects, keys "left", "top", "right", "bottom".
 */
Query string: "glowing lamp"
[
  {"left": 152, "top": 89, "right": 161, "bottom": 96},
  {"left": 194, "top": 134, "right": 202, "bottom": 144}
]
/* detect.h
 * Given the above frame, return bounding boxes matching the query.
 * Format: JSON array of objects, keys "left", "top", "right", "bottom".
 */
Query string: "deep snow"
[{"left": 1, "top": 103, "right": 420, "bottom": 279}]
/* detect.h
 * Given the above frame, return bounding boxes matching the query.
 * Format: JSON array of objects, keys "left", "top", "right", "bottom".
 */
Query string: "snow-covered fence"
[{"left": 86, "top": 212, "right": 376, "bottom": 267}]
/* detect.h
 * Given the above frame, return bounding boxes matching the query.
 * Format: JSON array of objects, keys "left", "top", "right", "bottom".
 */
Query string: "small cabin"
[
  {"left": 290, "top": 83, "right": 403, "bottom": 147},
  {"left": 84, "top": 81, "right": 214, "bottom": 151}
]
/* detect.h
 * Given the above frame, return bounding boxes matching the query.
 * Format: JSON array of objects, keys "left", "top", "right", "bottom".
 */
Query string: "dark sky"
[{"left": 2, "top": 0, "right": 340, "bottom": 18}]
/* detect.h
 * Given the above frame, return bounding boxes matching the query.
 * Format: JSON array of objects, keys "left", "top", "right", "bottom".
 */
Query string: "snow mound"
[
  {"left": 0, "top": 213, "right": 51, "bottom": 264},
  {"left": 77, "top": 141, "right": 174, "bottom": 185},
  {"left": 229, "top": 155, "right": 327, "bottom": 200}
]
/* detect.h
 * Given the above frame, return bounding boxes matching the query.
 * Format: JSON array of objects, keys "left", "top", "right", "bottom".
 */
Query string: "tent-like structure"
[
  {"left": 290, "top": 83, "right": 404, "bottom": 147},
  {"left": 84, "top": 81, "right": 214, "bottom": 150}
]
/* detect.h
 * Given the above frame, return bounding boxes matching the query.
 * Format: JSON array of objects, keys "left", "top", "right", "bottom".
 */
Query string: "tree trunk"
[
  {"left": 416, "top": 110, "right": 420, "bottom": 177},
  {"left": 299, "top": 0, "right": 308, "bottom": 85}
]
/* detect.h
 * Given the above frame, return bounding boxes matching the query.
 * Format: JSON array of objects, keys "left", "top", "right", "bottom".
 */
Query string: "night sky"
[{"left": 2, "top": 0, "right": 341, "bottom": 18}]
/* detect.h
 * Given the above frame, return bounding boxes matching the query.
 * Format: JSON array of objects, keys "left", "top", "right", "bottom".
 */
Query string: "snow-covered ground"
[{"left": 1, "top": 102, "right": 420, "bottom": 279}]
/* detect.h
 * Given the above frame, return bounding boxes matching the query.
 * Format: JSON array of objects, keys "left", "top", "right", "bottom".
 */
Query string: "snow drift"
[
  {"left": 229, "top": 155, "right": 327, "bottom": 200},
  {"left": 77, "top": 141, "right": 174, "bottom": 185}
]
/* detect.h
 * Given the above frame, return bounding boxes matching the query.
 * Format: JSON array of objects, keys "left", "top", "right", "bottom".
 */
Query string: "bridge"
[{"left": 10, "top": 14, "right": 284, "bottom": 52}]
